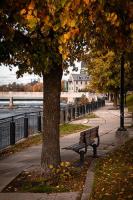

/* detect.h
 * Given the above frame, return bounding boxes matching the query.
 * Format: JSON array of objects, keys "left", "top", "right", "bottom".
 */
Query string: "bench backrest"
[{"left": 79, "top": 126, "right": 99, "bottom": 145}]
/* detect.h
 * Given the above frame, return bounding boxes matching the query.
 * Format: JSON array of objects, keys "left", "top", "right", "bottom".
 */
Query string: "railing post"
[
  {"left": 88, "top": 103, "right": 90, "bottom": 114},
  {"left": 68, "top": 108, "right": 71, "bottom": 121},
  {"left": 80, "top": 105, "right": 82, "bottom": 116},
  {"left": 84, "top": 104, "right": 87, "bottom": 114},
  {"left": 10, "top": 117, "right": 15, "bottom": 145},
  {"left": 72, "top": 107, "right": 75, "bottom": 119},
  {"left": 97, "top": 100, "right": 100, "bottom": 108},
  {"left": 63, "top": 109, "right": 66, "bottom": 123},
  {"left": 37, "top": 112, "right": 41, "bottom": 132},
  {"left": 65, "top": 108, "right": 68, "bottom": 123},
  {"left": 24, "top": 114, "right": 28, "bottom": 138},
  {"left": 91, "top": 102, "right": 93, "bottom": 111},
  {"left": 77, "top": 106, "right": 80, "bottom": 117},
  {"left": 83, "top": 105, "right": 86, "bottom": 115},
  {"left": 75, "top": 105, "right": 78, "bottom": 118},
  {"left": 60, "top": 108, "right": 64, "bottom": 124},
  {"left": 87, "top": 103, "right": 89, "bottom": 113}
]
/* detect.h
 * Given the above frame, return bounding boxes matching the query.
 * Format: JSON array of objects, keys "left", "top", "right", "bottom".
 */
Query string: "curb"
[{"left": 81, "top": 159, "right": 96, "bottom": 200}]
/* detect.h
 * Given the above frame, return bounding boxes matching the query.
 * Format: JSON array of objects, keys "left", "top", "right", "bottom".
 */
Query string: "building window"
[
  {"left": 76, "top": 81, "right": 78, "bottom": 84},
  {"left": 81, "top": 81, "right": 82, "bottom": 85},
  {"left": 85, "top": 81, "right": 87, "bottom": 84}
]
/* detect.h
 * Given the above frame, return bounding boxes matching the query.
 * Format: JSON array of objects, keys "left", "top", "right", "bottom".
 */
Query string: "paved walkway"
[{"left": 0, "top": 102, "right": 133, "bottom": 200}]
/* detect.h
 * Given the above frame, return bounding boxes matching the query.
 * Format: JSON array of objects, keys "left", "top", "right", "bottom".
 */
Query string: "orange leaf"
[
  {"left": 28, "top": 0, "right": 35, "bottom": 10},
  {"left": 83, "top": 0, "right": 90, "bottom": 5}
]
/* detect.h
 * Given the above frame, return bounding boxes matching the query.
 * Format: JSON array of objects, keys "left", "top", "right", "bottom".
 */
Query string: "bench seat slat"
[
  {"left": 63, "top": 143, "right": 85, "bottom": 151},
  {"left": 63, "top": 140, "right": 94, "bottom": 151}
]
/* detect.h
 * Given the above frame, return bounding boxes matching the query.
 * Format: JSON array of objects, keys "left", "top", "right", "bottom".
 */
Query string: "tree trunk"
[
  {"left": 41, "top": 65, "right": 63, "bottom": 173},
  {"left": 113, "top": 92, "right": 118, "bottom": 108}
]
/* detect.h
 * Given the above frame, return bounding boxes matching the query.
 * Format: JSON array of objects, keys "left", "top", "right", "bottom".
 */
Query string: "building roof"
[{"left": 68, "top": 74, "right": 89, "bottom": 81}]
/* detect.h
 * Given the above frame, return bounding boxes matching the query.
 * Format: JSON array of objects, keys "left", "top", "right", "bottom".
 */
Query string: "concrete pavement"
[{"left": 0, "top": 102, "right": 133, "bottom": 200}]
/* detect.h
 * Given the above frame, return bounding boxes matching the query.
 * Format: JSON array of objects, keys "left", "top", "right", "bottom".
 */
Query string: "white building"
[{"left": 68, "top": 73, "right": 89, "bottom": 92}]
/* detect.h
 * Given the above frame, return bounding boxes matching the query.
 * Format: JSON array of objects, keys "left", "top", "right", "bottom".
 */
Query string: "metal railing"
[
  {"left": 60, "top": 99, "right": 105, "bottom": 124},
  {"left": 0, "top": 99, "right": 105, "bottom": 150},
  {"left": 0, "top": 111, "right": 43, "bottom": 150}
]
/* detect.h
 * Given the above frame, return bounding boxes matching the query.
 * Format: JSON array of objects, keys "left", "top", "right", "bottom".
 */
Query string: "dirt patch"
[{"left": 3, "top": 157, "right": 93, "bottom": 193}]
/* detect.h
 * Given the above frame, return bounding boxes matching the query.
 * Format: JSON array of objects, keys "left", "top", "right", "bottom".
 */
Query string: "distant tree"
[
  {"left": 0, "top": 82, "right": 25, "bottom": 92},
  {"left": 24, "top": 83, "right": 33, "bottom": 92},
  {"left": 32, "top": 82, "right": 43, "bottom": 92},
  {"left": 78, "top": 94, "right": 89, "bottom": 105},
  {"left": 84, "top": 50, "right": 133, "bottom": 107},
  {"left": 84, "top": 51, "right": 120, "bottom": 107}
]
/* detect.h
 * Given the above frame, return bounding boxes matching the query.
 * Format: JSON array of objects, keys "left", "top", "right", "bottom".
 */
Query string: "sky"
[{"left": 0, "top": 62, "right": 81, "bottom": 85}]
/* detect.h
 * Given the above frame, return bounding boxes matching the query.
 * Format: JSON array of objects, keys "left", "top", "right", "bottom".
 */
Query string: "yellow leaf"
[
  {"left": 49, "top": 164, "right": 53, "bottom": 169},
  {"left": 61, "top": 0, "right": 67, "bottom": 8},
  {"left": 62, "top": 50, "right": 69, "bottom": 60},
  {"left": 60, "top": 16, "right": 68, "bottom": 28},
  {"left": 63, "top": 54, "right": 67, "bottom": 60},
  {"left": 43, "top": 16, "right": 52, "bottom": 27},
  {"left": 58, "top": 35, "right": 66, "bottom": 44},
  {"left": 58, "top": 45, "right": 63, "bottom": 53},
  {"left": 64, "top": 161, "right": 71, "bottom": 167},
  {"left": 64, "top": 32, "right": 71, "bottom": 40},
  {"left": 53, "top": 23, "right": 60, "bottom": 31},
  {"left": 20, "top": 9, "right": 26, "bottom": 15},
  {"left": 33, "top": 10, "right": 37, "bottom": 17},
  {"left": 130, "top": 23, "right": 133, "bottom": 30},
  {"left": 113, "top": 14, "right": 117, "bottom": 21},
  {"left": 77, "top": 7, "right": 82, "bottom": 15},
  {"left": 28, "top": 10, "right": 33, "bottom": 16},
  {"left": 60, "top": 162, "right": 65, "bottom": 167},
  {"left": 69, "top": 19, "right": 76, "bottom": 27},
  {"left": 28, "top": 19, "right": 38, "bottom": 29}
]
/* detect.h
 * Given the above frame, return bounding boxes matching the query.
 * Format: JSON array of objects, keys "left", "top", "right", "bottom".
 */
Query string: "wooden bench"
[{"left": 62, "top": 126, "right": 100, "bottom": 164}]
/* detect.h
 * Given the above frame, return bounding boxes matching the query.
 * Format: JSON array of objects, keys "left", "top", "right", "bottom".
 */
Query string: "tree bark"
[
  {"left": 113, "top": 91, "right": 118, "bottom": 108},
  {"left": 41, "top": 65, "right": 63, "bottom": 173}
]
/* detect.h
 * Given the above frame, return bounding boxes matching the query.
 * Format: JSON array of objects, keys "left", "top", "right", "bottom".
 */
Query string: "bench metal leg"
[
  {"left": 79, "top": 151, "right": 85, "bottom": 165},
  {"left": 92, "top": 144, "right": 97, "bottom": 157}
]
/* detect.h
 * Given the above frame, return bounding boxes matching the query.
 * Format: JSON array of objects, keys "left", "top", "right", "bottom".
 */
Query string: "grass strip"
[
  {"left": 89, "top": 138, "right": 133, "bottom": 200},
  {"left": 126, "top": 94, "right": 133, "bottom": 112},
  {"left": 60, "top": 123, "right": 90, "bottom": 136},
  {"left": 74, "top": 113, "right": 98, "bottom": 121}
]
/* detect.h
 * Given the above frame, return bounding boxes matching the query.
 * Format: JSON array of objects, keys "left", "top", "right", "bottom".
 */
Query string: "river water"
[
  {"left": 0, "top": 101, "right": 68, "bottom": 119},
  {"left": 0, "top": 100, "right": 43, "bottom": 119}
]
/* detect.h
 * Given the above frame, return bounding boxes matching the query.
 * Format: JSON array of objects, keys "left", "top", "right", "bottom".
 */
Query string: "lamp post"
[{"left": 117, "top": 52, "right": 127, "bottom": 132}]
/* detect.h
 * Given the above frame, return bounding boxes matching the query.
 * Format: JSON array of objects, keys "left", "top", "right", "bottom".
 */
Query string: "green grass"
[
  {"left": 0, "top": 123, "right": 90, "bottom": 158},
  {"left": 89, "top": 138, "right": 133, "bottom": 200},
  {"left": 126, "top": 94, "right": 133, "bottom": 112},
  {"left": 74, "top": 113, "right": 98, "bottom": 121},
  {"left": 22, "top": 184, "right": 58, "bottom": 193},
  {"left": 60, "top": 123, "right": 90, "bottom": 136},
  {"left": 85, "top": 113, "right": 98, "bottom": 119}
]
